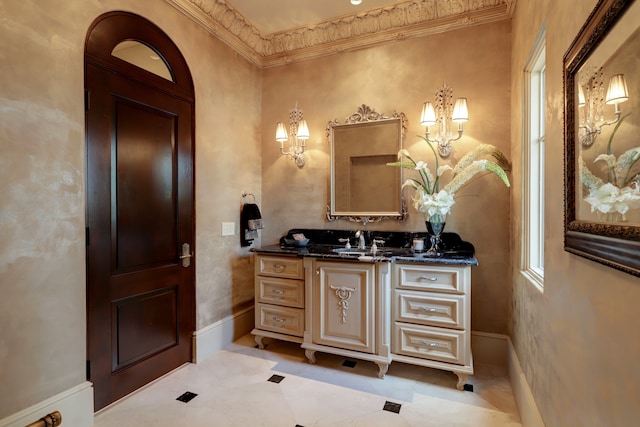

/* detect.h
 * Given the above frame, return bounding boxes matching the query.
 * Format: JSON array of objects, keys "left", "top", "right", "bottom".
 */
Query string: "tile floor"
[{"left": 92, "top": 334, "right": 521, "bottom": 426}]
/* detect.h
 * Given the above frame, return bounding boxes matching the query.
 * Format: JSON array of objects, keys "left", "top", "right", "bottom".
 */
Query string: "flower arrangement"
[
  {"left": 387, "top": 136, "right": 511, "bottom": 224},
  {"left": 579, "top": 114, "right": 640, "bottom": 221}
]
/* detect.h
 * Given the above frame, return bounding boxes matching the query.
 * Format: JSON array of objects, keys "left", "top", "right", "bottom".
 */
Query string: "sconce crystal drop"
[
  {"left": 420, "top": 83, "right": 469, "bottom": 157},
  {"left": 276, "top": 104, "right": 309, "bottom": 168}
]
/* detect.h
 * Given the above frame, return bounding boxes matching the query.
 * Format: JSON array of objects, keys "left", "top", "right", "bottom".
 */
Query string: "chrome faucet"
[{"left": 355, "top": 230, "right": 366, "bottom": 250}]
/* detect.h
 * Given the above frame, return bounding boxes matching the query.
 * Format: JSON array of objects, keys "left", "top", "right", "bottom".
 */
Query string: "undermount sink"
[
  {"left": 332, "top": 248, "right": 368, "bottom": 255},
  {"left": 331, "top": 247, "right": 393, "bottom": 257}
]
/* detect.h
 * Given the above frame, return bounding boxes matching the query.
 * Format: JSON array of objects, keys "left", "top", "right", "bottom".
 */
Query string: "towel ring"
[{"left": 241, "top": 191, "right": 256, "bottom": 203}]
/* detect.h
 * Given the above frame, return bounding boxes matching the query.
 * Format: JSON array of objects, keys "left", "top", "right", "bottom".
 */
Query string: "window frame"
[{"left": 521, "top": 26, "right": 546, "bottom": 291}]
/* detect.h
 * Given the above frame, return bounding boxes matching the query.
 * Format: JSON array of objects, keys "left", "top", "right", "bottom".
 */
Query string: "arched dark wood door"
[{"left": 85, "top": 11, "right": 195, "bottom": 411}]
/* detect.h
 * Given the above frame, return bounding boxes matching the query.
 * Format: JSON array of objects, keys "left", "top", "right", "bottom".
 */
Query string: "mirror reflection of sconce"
[
  {"left": 276, "top": 103, "right": 310, "bottom": 168},
  {"left": 420, "top": 83, "right": 469, "bottom": 157},
  {"left": 578, "top": 67, "right": 629, "bottom": 147}
]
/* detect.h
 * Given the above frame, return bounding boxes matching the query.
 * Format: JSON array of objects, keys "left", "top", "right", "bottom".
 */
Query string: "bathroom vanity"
[{"left": 251, "top": 229, "right": 477, "bottom": 390}]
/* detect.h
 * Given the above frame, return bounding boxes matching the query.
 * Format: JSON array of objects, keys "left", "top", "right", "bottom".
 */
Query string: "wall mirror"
[
  {"left": 327, "top": 104, "right": 407, "bottom": 224},
  {"left": 564, "top": 0, "right": 640, "bottom": 276}
]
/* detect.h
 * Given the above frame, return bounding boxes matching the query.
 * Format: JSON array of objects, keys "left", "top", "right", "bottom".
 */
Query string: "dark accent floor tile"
[
  {"left": 383, "top": 400, "right": 402, "bottom": 414},
  {"left": 463, "top": 383, "right": 474, "bottom": 392},
  {"left": 268, "top": 374, "right": 285, "bottom": 383},
  {"left": 176, "top": 391, "right": 198, "bottom": 403},
  {"left": 342, "top": 359, "right": 357, "bottom": 368}
]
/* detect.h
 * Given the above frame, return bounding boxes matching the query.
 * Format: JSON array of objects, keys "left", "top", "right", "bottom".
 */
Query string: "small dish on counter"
[{"left": 283, "top": 237, "right": 310, "bottom": 247}]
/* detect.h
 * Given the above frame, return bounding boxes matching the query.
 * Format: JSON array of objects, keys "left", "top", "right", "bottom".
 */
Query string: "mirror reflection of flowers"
[
  {"left": 580, "top": 113, "right": 640, "bottom": 221},
  {"left": 387, "top": 136, "right": 511, "bottom": 224}
]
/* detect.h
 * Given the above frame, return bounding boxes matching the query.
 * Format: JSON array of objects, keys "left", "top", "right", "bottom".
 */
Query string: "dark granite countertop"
[{"left": 251, "top": 228, "right": 479, "bottom": 266}]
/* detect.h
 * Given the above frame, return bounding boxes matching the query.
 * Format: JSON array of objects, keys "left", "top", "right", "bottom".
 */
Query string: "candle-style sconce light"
[
  {"left": 578, "top": 66, "right": 629, "bottom": 147},
  {"left": 276, "top": 103, "right": 309, "bottom": 168},
  {"left": 420, "top": 83, "right": 469, "bottom": 157}
]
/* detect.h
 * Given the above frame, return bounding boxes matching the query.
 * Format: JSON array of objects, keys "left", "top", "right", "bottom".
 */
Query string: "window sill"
[{"left": 520, "top": 269, "right": 544, "bottom": 293}]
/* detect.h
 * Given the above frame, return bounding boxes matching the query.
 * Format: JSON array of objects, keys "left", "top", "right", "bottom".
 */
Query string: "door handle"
[{"left": 179, "top": 243, "right": 192, "bottom": 267}]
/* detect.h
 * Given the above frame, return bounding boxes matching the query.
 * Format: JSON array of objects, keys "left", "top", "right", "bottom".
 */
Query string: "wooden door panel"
[
  {"left": 112, "top": 286, "right": 178, "bottom": 370},
  {"left": 113, "top": 98, "right": 178, "bottom": 270}
]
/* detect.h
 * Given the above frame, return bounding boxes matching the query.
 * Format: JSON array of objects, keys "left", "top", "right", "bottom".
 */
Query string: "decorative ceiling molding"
[{"left": 166, "top": 0, "right": 515, "bottom": 68}]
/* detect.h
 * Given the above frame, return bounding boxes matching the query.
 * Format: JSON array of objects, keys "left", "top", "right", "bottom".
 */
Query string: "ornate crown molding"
[{"left": 166, "top": 0, "right": 515, "bottom": 68}]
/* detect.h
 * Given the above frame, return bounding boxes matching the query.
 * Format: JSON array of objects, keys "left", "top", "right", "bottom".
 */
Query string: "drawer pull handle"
[
  {"left": 409, "top": 303, "right": 442, "bottom": 314},
  {"left": 418, "top": 276, "right": 438, "bottom": 282},
  {"left": 271, "top": 316, "right": 285, "bottom": 323},
  {"left": 273, "top": 264, "right": 286, "bottom": 273},
  {"left": 271, "top": 289, "right": 285, "bottom": 295},
  {"left": 418, "top": 340, "right": 441, "bottom": 348}
]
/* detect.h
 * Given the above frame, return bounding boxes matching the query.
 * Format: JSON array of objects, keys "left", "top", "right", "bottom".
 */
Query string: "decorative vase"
[{"left": 425, "top": 214, "right": 446, "bottom": 256}]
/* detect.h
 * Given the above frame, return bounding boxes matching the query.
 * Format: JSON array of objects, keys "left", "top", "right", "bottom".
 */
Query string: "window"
[{"left": 522, "top": 27, "right": 545, "bottom": 290}]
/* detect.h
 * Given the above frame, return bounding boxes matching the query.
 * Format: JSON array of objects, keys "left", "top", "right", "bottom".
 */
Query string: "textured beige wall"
[
  {"left": 262, "top": 21, "right": 513, "bottom": 334},
  {"left": 511, "top": 0, "right": 640, "bottom": 425},
  {"left": 0, "top": 0, "right": 259, "bottom": 417}
]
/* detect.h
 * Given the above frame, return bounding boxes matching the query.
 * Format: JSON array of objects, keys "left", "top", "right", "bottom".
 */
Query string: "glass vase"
[{"left": 425, "top": 214, "right": 446, "bottom": 256}]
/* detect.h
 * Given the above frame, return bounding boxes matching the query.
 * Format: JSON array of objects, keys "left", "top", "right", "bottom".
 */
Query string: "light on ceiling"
[
  {"left": 420, "top": 83, "right": 469, "bottom": 157},
  {"left": 276, "top": 104, "right": 309, "bottom": 168},
  {"left": 351, "top": 0, "right": 363, "bottom": 5}
]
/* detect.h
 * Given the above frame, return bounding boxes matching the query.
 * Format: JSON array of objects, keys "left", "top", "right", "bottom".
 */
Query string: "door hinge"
[
  {"left": 85, "top": 227, "right": 90, "bottom": 246},
  {"left": 84, "top": 90, "right": 90, "bottom": 111},
  {"left": 86, "top": 360, "right": 91, "bottom": 380}
]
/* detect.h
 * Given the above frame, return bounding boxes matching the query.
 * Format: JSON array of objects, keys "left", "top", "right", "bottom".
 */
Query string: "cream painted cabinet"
[
  {"left": 391, "top": 263, "right": 473, "bottom": 389},
  {"left": 252, "top": 254, "right": 305, "bottom": 348},
  {"left": 301, "top": 259, "right": 392, "bottom": 378}
]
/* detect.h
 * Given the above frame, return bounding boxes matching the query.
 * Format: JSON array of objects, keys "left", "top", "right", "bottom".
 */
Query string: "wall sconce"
[
  {"left": 420, "top": 83, "right": 469, "bottom": 157},
  {"left": 276, "top": 104, "right": 309, "bottom": 168},
  {"left": 578, "top": 67, "right": 629, "bottom": 147}
]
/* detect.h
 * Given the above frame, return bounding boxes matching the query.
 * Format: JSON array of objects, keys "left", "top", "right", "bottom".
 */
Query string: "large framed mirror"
[
  {"left": 564, "top": 0, "right": 640, "bottom": 276},
  {"left": 327, "top": 104, "right": 407, "bottom": 224}
]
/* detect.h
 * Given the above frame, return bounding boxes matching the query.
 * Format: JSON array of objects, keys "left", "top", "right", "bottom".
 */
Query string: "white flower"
[
  {"left": 412, "top": 188, "right": 456, "bottom": 221},
  {"left": 584, "top": 182, "right": 640, "bottom": 216},
  {"left": 594, "top": 153, "right": 616, "bottom": 168}
]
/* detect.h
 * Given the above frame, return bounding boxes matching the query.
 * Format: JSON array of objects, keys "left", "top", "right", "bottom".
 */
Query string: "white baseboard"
[
  {"left": 192, "top": 305, "right": 254, "bottom": 363},
  {"left": 471, "top": 330, "right": 509, "bottom": 368},
  {"left": 507, "top": 337, "right": 545, "bottom": 427},
  {"left": 0, "top": 382, "right": 94, "bottom": 427},
  {"left": 470, "top": 331, "right": 544, "bottom": 427}
]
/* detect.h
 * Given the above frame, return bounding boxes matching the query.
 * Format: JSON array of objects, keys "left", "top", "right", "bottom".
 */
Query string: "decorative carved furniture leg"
[
  {"left": 375, "top": 362, "right": 389, "bottom": 378},
  {"left": 255, "top": 335, "right": 265, "bottom": 349},
  {"left": 305, "top": 349, "right": 317, "bottom": 364},
  {"left": 454, "top": 371, "right": 468, "bottom": 390}
]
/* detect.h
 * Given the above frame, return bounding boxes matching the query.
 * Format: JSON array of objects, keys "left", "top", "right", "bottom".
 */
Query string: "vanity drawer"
[
  {"left": 255, "top": 303, "right": 304, "bottom": 337},
  {"left": 394, "top": 290, "right": 465, "bottom": 329},
  {"left": 257, "top": 276, "right": 304, "bottom": 308},
  {"left": 394, "top": 264, "right": 467, "bottom": 294},
  {"left": 393, "top": 322, "right": 468, "bottom": 365},
  {"left": 256, "top": 255, "right": 304, "bottom": 279}
]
